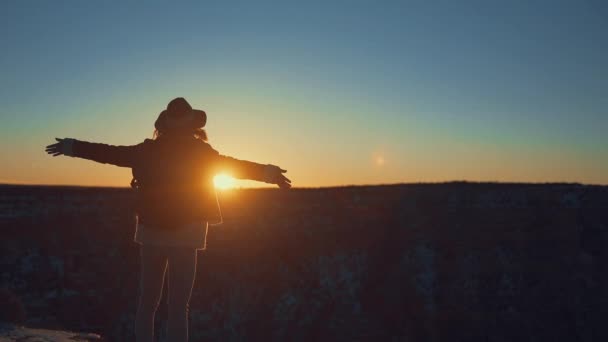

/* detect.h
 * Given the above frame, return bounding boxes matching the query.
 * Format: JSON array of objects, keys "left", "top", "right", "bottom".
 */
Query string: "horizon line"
[{"left": 1, "top": 180, "right": 605, "bottom": 189}]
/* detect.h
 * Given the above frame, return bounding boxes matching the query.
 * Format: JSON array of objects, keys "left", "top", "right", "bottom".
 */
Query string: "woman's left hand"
[{"left": 45, "top": 138, "right": 74, "bottom": 157}]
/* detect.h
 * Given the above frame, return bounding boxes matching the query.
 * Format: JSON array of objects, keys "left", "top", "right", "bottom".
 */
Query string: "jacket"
[{"left": 70, "top": 135, "right": 269, "bottom": 228}]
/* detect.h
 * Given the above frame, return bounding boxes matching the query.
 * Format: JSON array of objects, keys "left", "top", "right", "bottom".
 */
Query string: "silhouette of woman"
[{"left": 45, "top": 97, "right": 291, "bottom": 342}]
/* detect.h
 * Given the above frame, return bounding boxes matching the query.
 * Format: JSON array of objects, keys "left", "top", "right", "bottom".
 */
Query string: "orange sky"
[{"left": 1, "top": 2, "right": 607, "bottom": 187}]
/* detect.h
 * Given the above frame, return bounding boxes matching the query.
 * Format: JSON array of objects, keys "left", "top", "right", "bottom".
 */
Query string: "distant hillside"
[{"left": 1, "top": 183, "right": 607, "bottom": 341}]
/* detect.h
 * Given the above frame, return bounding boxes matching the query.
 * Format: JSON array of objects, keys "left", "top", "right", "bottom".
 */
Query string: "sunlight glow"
[{"left": 214, "top": 174, "right": 236, "bottom": 190}]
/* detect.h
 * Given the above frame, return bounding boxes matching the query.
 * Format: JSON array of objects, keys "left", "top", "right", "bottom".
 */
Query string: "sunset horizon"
[{"left": 2, "top": 1, "right": 607, "bottom": 188}]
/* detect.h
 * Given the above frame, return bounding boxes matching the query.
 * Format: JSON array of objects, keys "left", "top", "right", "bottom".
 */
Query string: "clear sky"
[{"left": 1, "top": 0, "right": 607, "bottom": 187}]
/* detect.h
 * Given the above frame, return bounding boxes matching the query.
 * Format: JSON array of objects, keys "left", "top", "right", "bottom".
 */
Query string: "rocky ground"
[
  {"left": 0, "top": 323, "right": 101, "bottom": 341},
  {"left": 1, "top": 182, "right": 607, "bottom": 341}
]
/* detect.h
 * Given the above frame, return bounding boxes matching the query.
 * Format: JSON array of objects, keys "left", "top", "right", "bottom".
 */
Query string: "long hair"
[{"left": 153, "top": 128, "right": 208, "bottom": 142}]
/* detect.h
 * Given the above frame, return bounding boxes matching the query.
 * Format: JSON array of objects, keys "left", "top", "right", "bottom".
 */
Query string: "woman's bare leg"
[
  {"left": 135, "top": 245, "right": 168, "bottom": 342},
  {"left": 167, "top": 247, "right": 197, "bottom": 342}
]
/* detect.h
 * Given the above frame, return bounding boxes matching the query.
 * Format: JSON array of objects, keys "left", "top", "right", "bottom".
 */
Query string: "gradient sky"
[{"left": 1, "top": 0, "right": 607, "bottom": 187}]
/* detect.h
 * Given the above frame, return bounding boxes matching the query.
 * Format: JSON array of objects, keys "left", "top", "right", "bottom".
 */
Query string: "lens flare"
[{"left": 213, "top": 174, "right": 235, "bottom": 190}]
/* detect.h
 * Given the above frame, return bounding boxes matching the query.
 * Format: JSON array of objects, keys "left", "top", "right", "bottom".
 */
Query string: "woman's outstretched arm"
[
  {"left": 45, "top": 138, "right": 144, "bottom": 168},
  {"left": 206, "top": 146, "right": 291, "bottom": 189}
]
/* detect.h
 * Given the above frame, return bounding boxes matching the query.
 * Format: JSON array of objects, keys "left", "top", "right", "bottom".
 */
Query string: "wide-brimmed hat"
[{"left": 154, "top": 97, "right": 207, "bottom": 132}]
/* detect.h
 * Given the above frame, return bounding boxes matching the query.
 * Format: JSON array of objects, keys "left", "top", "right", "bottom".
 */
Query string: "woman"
[{"left": 45, "top": 97, "right": 291, "bottom": 342}]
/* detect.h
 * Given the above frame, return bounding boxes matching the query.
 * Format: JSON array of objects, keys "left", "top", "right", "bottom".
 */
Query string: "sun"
[{"left": 213, "top": 174, "right": 236, "bottom": 190}]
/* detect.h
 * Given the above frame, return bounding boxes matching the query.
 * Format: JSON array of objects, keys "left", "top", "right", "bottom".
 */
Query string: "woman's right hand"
[{"left": 264, "top": 165, "right": 292, "bottom": 189}]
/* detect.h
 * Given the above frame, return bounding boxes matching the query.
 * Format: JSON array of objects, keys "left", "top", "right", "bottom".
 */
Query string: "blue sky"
[{"left": 1, "top": 0, "right": 607, "bottom": 186}]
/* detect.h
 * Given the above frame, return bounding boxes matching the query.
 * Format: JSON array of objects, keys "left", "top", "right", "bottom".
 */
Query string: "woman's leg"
[
  {"left": 167, "top": 247, "right": 198, "bottom": 342},
  {"left": 135, "top": 245, "right": 168, "bottom": 342}
]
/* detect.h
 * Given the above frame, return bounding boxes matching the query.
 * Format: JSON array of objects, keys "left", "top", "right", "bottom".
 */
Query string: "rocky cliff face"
[{"left": 1, "top": 183, "right": 607, "bottom": 341}]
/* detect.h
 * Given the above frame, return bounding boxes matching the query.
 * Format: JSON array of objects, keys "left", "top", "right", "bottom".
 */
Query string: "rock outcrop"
[{"left": 0, "top": 322, "right": 101, "bottom": 341}]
